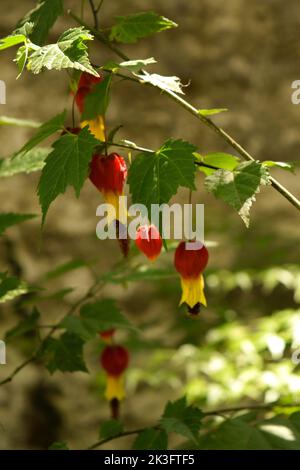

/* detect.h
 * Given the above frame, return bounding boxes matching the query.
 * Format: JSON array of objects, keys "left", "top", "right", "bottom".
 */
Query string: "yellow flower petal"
[
  {"left": 105, "top": 374, "right": 125, "bottom": 401},
  {"left": 81, "top": 116, "right": 105, "bottom": 141},
  {"left": 103, "top": 192, "right": 127, "bottom": 225},
  {"left": 180, "top": 274, "right": 207, "bottom": 308}
]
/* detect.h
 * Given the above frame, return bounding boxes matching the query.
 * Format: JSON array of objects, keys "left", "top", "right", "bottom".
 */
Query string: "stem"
[
  {"left": 88, "top": 0, "right": 99, "bottom": 30},
  {"left": 87, "top": 428, "right": 147, "bottom": 450},
  {"left": 69, "top": 10, "right": 300, "bottom": 212}
]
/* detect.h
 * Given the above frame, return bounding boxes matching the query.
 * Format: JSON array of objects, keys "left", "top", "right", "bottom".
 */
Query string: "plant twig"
[
  {"left": 69, "top": 10, "right": 300, "bottom": 212},
  {"left": 88, "top": 0, "right": 99, "bottom": 30}
]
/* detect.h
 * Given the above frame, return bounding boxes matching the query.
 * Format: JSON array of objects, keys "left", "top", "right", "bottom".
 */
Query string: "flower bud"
[
  {"left": 135, "top": 225, "right": 162, "bottom": 261},
  {"left": 101, "top": 345, "right": 129, "bottom": 402}
]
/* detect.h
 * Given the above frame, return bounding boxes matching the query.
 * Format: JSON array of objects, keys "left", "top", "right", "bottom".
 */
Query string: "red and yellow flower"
[
  {"left": 174, "top": 241, "right": 209, "bottom": 314},
  {"left": 100, "top": 345, "right": 129, "bottom": 403},
  {"left": 135, "top": 225, "right": 162, "bottom": 261},
  {"left": 99, "top": 329, "right": 115, "bottom": 344},
  {"left": 74, "top": 71, "right": 105, "bottom": 141},
  {"left": 89, "top": 152, "right": 128, "bottom": 224}
]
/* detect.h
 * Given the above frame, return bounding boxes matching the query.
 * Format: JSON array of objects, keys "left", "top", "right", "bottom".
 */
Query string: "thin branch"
[
  {"left": 69, "top": 10, "right": 300, "bottom": 212},
  {"left": 88, "top": 0, "right": 99, "bottom": 30},
  {"left": 87, "top": 428, "right": 146, "bottom": 450},
  {"left": 96, "top": 0, "right": 104, "bottom": 13}
]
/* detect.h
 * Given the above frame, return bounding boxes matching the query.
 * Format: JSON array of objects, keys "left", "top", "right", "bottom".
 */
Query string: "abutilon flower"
[
  {"left": 89, "top": 152, "right": 128, "bottom": 224},
  {"left": 99, "top": 329, "right": 115, "bottom": 343},
  {"left": 135, "top": 225, "right": 162, "bottom": 261},
  {"left": 174, "top": 241, "right": 209, "bottom": 315},
  {"left": 100, "top": 345, "right": 129, "bottom": 418},
  {"left": 74, "top": 72, "right": 105, "bottom": 141}
]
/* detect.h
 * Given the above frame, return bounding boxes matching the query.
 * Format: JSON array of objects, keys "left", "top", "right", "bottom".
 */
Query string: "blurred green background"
[{"left": 0, "top": 0, "right": 300, "bottom": 449}]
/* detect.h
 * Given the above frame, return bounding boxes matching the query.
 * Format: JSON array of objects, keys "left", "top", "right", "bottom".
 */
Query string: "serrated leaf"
[
  {"left": 0, "top": 116, "right": 41, "bottom": 127},
  {"left": 27, "top": 27, "right": 98, "bottom": 76},
  {"left": 262, "top": 160, "right": 295, "bottom": 173},
  {"left": 199, "top": 417, "right": 272, "bottom": 450},
  {"left": 61, "top": 299, "right": 134, "bottom": 340},
  {"left": 133, "top": 428, "right": 168, "bottom": 450},
  {"left": 41, "top": 332, "right": 87, "bottom": 374},
  {"left": 37, "top": 126, "right": 98, "bottom": 224},
  {"left": 198, "top": 152, "right": 240, "bottom": 176},
  {"left": 100, "top": 419, "right": 123, "bottom": 440},
  {"left": 0, "top": 34, "right": 26, "bottom": 51},
  {"left": 81, "top": 75, "right": 112, "bottom": 121},
  {"left": 160, "top": 397, "right": 203, "bottom": 444},
  {"left": 198, "top": 108, "right": 228, "bottom": 116},
  {"left": 0, "top": 272, "right": 28, "bottom": 303},
  {"left": 110, "top": 11, "right": 177, "bottom": 44},
  {"left": 17, "top": 0, "right": 63, "bottom": 45},
  {"left": 5, "top": 307, "right": 40, "bottom": 341},
  {"left": 16, "top": 111, "right": 66, "bottom": 155},
  {"left": 137, "top": 71, "right": 184, "bottom": 94},
  {"left": 205, "top": 161, "right": 270, "bottom": 226},
  {"left": 105, "top": 57, "right": 156, "bottom": 73},
  {"left": 0, "top": 212, "right": 36, "bottom": 236},
  {"left": 128, "top": 139, "right": 196, "bottom": 216},
  {"left": 0, "top": 148, "right": 49, "bottom": 177}
]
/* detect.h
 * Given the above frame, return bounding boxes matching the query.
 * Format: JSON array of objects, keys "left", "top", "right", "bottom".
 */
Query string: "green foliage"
[
  {"left": 198, "top": 108, "right": 228, "bottom": 116},
  {"left": 61, "top": 299, "right": 134, "bottom": 341},
  {"left": 0, "top": 34, "right": 26, "bottom": 51},
  {"left": 160, "top": 397, "right": 203, "bottom": 444},
  {"left": 197, "top": 152, "right": 240, "bottom": 176},
  {"left": 45, "top": 259, "right": 87, "bottom": 280},
  {"left": 27, "top": 27, "right": 98, "bottom": 76},
  {"left": 0, "top": 116, "right": 40, "bottom": 127},
  {"left": 128, "top": 139, "right": 196, "bottom": 215},
  {"left": 5, "top": 308, "right": 40, "bottom": 341},
  {"left": 0, "top": 148, "right": 49, "bottom": 177},
  {"left": 100, "top": 419, "right": 124, "bottom": 440},
  {"left": 105, "top": 58, "right": 156, "bottom": 73},
  {"left": 17, "top": 111, "right": 66, "bottom": 155},
  {"left": 110, "top": 11, "right": 177, "bottom": 44},
  {"left": 41, "top": 332, "right": 87, "bottom": 374},
  {"left": 38, "top": 127, "right": 98, "bottom": 224},
  {"left": 0, "top": 272, "right": 28, "bottom": 303},
  {"left": 262, "top": 160, "right": 294, "bottom": 172},
  {"left": 17, "top": 0, "right": 64, "bottom": 45},
  {"left": 0, "top": 212, "right": 36, "bottom": 235},
  {"left": 133, "top": 428, "right": 168, "bottom": 450},
  {"left": 205, "top": 161, "right": 270, "bottom": 226},
  {"left": 137, "top": 71, "right": 184, "bottom": 94},
  {"left": 49, "top": 441, "right": 69, "bottom": 450},
  {"left": 81, "top": 75, "right": 112, "bottom": 120},
  {"left": 199, "top": 413, "right": 300, "bottom": 450}
]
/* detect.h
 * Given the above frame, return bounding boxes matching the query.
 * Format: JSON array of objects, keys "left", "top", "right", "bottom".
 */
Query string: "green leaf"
[
  {"left": 37, "top": 127, "right": 98, "bottom": 224},
  {"left": 49, "top": 441, "right": 69, "bottom": 450},
  {"left": 100, "top": 419, "right": 123, "bottom": 440},
  {"left": 5, "top": 308, "right": 40, "bottom": 341},
  {"left": 110, "top": 11, "right": 177, "bottom": 44},
  {"left": 61, "top": 299, "right": 134, "bottom": 340},
  {"left": 133, "top": 428, "right": 168, "bottom": 450},
  {"left": 0, "top": 34, "right": 26, "bottom": 51},
  {"left": 27, "top": 27, "right": 98, "bottom": 76},
  {"left": 199, "top": 417, "right": 272, "bottom": 450},
  {"left": 0, "top": 148, "right": 49, "bottom": 177},
  {"left": 104, "top": 57, "right": 156, "bottom": 73},
  {"left": 17, "top": 111, "right": 66, "bottom": 155},
  {"left": 262, "top": 160, "right": 295, "bottom": 173},
  {"left": 0, "top": 272, "right": 28, "bottom": 303},
  {"left": 198, "top": 108, "right": 228, "bottom": 116},
  {"left": 41, "top": 332, "right": 87, "bottom": 374},
  {"left": 205, "top": 161, "right": 270, "bottom": 226},
  {"left": 17, "top": 0, "right": 64, "bottom": 45},
  {"left": 45, "top": 259, "right": 87, "bottom": 280},
  {"left": 0, "top": 116, "right": 41, "bottom": 127},
  {"left": 137, "top": 71, "right": 184, "bottom": 94},
  {"left": 0, "top": 212, "right": 36, "bottom": 236},
  {"left": 128, "top": 139, "right": 196, "bottom": 215},
  {"left": 81, "top": 75, "right": 112, "bottom": 120},
  {"left": 160, "top": 397, "right": 203, "bottom": 444},
  {"left": 198, "top": 152, "right": 240, "bottom": 176}
]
